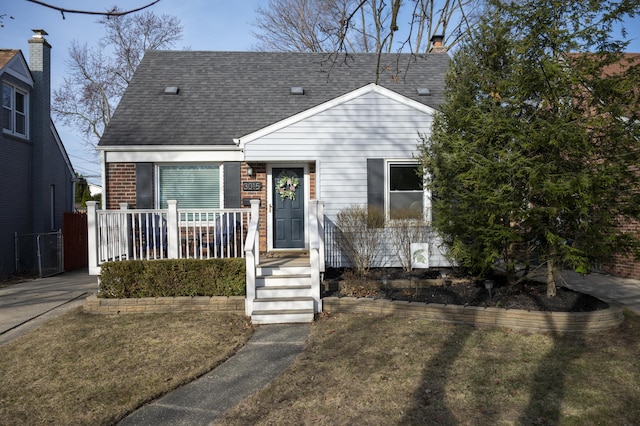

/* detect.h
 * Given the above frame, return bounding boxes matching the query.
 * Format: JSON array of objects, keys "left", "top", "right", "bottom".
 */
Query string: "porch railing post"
[
  {"left": 167, "top": 200, "right": 179, "bottom": 259},
  {"left": 309, "top": 200, "right": 323, "bottom": 313},
  {"left": 250, "top": 199, "right": 260, "bottom": 266},
  {"left": 87, "top": 201, "right": 100, "bottom": 275},
  {"left": 245, "top": 199, "right": 261, "bottom": 317},
  {"left": 317, "top": 200, "right": 325, "bottom": 274}
]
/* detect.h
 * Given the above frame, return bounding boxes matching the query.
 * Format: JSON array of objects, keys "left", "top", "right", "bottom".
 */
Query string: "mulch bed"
[{"left": 323, "top": 267, "right": 609, "bottom": 313}]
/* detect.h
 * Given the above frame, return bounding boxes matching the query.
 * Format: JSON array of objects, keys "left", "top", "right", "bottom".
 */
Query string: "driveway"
[{"left": 0, "top": 270, "right": 99, "bottom": 345}]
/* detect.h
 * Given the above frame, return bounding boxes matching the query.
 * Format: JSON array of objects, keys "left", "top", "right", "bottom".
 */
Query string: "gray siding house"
[
  {"left": 1, "top": 31, "right": 75, "bottom": 277},
  {"left": 97, "top": 49, "right": 451, "bottom": 268}
]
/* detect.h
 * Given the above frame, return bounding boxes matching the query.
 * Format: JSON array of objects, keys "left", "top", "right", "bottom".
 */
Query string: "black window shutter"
[
  {"left": 224, "top": 162, "right": 241, "bottom": 208},
  {"left": 136, "top": 163, "right": 153, "bottom": 208},
  {"left": 367, "top": 158, "right": 384, "bottom": 211}
]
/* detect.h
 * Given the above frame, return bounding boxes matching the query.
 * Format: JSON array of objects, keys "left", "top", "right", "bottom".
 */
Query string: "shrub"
[
  {"left": 335, "top": 205, "right": 385, "bottom": 279},
  {"left": 338, "top": 269, "right": 382, "bottom": 297},
  {"left": 388, "top": 208, "right": 430, "bottom": 272},
  {"left": 98, "top": 258, "right": 245, "bottom": 298}
]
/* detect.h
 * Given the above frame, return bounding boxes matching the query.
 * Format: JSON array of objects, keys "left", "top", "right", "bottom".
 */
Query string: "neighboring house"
[
  {"left": 97, "top": 48, "right": 451, "bottom": 268},
  {"left": 599, "top": 53, "right": 640, "bottom": 279},
  {"left": 0, "top": 31, "right": 75, "bottom": 277}
]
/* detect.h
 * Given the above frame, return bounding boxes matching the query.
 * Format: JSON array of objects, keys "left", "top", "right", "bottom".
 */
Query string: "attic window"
[
  {"left": 417, "top": 87, "right": 431, "bottom": 96},
  {"left": 290, "top": 86, "right": 304, "bottom": 95},
  {"left": 164, "top": 86, "right": 179, "bottom": 95}
]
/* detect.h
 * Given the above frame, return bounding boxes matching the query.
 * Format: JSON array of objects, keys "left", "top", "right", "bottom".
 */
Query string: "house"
[
  {"left": 0, "top": 31, "right": 75, "bottom": 277},
  {"left": 97, "top": 49, "right": 450, "bottom": 256},
  {"left": 91, "top": 47, "right": 453, "bottom": 322},
  {"left": 599, "top": 54, "right": 640, "bottom": 279}
]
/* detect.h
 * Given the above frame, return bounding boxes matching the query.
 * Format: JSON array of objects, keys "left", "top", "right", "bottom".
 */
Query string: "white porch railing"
[
  {"left": 309, "top": 200, "right": 325, "bottom": 312},
  {"left": 244, "top": 200, "right": 261, "bottom": 316},
  {"left": 87, "top": 201, "right": 250, "bottom": 275}
]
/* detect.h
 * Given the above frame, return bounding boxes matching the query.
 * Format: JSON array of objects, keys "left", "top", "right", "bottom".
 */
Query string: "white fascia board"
[
  {"left": 238, "top": 83, "right": 438, "bottom": 147},
  {"left": 101, "top": 145, "right": 243, "bottom": 163}
]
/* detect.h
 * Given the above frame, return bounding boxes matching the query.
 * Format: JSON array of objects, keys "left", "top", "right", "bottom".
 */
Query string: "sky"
[
  {"left": 2, "top": 1, "right": 640, "bottom": 185},
  {"left": 2, "top": 0, "right": 263, "bottom": 184}
]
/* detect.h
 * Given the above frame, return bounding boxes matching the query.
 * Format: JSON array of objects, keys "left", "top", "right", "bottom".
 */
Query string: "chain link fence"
[{"left": 14, "top": 230, "right": 64, "bottom": 277}]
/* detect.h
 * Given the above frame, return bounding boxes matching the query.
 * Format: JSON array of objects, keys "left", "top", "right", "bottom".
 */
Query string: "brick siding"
[
  {"left": 106, "top": 163, "right": 136, "bottom": 209},
  {"left": 602, "top": 217, "right": 640, "bottom": 279}
]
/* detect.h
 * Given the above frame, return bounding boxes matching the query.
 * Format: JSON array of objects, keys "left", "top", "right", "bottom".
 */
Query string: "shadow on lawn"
[
  {"left": 518, "top": 296, "right": 590, "bottom": 425},
  {"left": 401, "top": 324, "right": 474, "bottom": 425},
  {"left": 401, "top": 295, "right": 594, "bottom": 424}
]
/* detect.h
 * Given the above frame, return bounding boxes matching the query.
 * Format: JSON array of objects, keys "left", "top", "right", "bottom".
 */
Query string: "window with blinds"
[{"left": 158, "top": 165, "right": 220, "bottom": 209}]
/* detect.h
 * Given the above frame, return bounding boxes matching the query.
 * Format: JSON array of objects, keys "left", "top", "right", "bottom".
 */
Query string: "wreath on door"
[{"left": 276, "top": 172, "right": 300, "bottom": 201}]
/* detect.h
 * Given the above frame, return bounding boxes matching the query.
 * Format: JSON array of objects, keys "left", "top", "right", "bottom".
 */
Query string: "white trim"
[
  {"left": 97, "top": 144, "right": 240, "bottom": 152},
  {"left": 154, "top": 163, "right": 223, "bottom": 209},
  {"left": 267, "top": 163, "right": 310, "bottom": 251},
  {"left": 0, "top": 51, "right": 34, "bottom": 86},
  {"left": 238, "top": 83, "right": 437, "bottom": 147},
  {"left": 100, "top": 150, "right": 106, "bottom": 210},
  {"left": 104, "top": 149, "right": 242, "bottom": 163},
  {"left": 2, "top": 82, "right": 29, "bottom": 139},
  {"left": 385, "top": 159, "right": 430, "bottom": 222}
]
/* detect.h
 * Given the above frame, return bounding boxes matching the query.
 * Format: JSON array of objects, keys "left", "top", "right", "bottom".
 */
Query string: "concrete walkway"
[
  {"left": 541, "top": 270, "right": 640, "bottom": 314},
  {"left": 118, "top": 323, "right": 310, "bottom": 426},
  {"left": 0, "top": 270, "right": 98, "bottom": 345}
]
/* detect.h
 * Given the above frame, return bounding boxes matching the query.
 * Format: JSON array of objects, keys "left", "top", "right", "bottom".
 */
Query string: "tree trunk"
[{"left": 546, "top": 257, "right": 557, "bottom": 297}]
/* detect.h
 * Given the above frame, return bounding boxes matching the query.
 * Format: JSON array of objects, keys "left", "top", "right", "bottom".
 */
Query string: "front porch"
[{"left": 86, "top": 200, "right": 325, "bottom": 324}]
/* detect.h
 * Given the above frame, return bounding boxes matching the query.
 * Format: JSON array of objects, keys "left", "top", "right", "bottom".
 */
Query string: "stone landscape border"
[
  {"left": 84, "top": 294, "right": 624, "bottom": 333},
  {"left": 322, "top": 297, "right": 624, "bottom": 333},
  {"left": 84, "top": 294, "right": 245, "bottom": 314}
]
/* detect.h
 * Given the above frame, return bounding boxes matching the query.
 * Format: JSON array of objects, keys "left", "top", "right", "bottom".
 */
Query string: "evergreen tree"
[{"left": 419, "top": 0, "right": 640, "bottom": 296}]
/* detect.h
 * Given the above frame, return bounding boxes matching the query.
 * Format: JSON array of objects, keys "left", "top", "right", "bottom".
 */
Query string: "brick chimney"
[
  {"left": 429, "top": 35, "right": 447, "bottom": 53},
  {"left": 28, "top": 29, "right": 52, "bottom": 232}
]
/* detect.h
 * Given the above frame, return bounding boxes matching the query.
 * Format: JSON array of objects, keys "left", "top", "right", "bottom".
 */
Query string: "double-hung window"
[
  {"left": 2, "top": 83, "right": 28, "bottom": 138},
  {"left": 388, "top": 162, "right": 424, "bottom": 220},
  {"left": 158, "top": 164, "right": 220, "bottom": 209}
]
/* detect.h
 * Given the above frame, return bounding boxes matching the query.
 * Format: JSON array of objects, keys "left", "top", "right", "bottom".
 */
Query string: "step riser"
[
  {"left": 256, "top": 287, "right": 312, "bottom": 298},
  {"left": 253, "top": 299, "right": 314, "bottom": 311},
  {"left": 252, "top": 312, "right": 314, "bottom": 324},
  {"left": 257, "top": 276, "right": 311, "bottom": 287},
  {"left": 257, "top": 266, "right": 311, "bottom": 277}
]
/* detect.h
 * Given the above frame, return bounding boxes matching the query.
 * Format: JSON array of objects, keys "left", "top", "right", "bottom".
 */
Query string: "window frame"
[
  {"left": 385, "top": 160, "right": 430, "bottom": 222},
  {"left": 2, "top": 82, "right": 29, "bottom": 138},
  {"left": 155, "top": 163, "right": 222, "bottom": 210}
]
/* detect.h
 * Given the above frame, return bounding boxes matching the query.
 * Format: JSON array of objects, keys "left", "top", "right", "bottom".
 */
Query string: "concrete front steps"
[{"left": 251, "top": 262, "right": 315, "bottom": 324}]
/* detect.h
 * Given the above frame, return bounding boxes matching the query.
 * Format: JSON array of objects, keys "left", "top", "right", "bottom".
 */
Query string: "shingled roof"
[{"left": 98, "top": 51, "right": 450, "bottom": 147}]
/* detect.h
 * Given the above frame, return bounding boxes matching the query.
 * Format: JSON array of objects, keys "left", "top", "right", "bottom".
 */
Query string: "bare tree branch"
[
  {"left": 52, "top": 9, "right": 183, "bottom": 146},
  {"left": 25, "top": 0, "right": 161, "bottom": 19}
]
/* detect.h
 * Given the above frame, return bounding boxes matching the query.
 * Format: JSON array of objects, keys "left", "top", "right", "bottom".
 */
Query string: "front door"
[{"left": 273, "top": 167, "right": 305, "bottom": 248}]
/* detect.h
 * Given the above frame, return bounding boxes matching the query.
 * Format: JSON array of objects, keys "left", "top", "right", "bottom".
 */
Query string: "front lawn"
[
  {"left": 216, "top": 310, "right": 640, "bottom": 425},
  {"left": 0, "top": 310, "right": 253, "bottom": 425}
]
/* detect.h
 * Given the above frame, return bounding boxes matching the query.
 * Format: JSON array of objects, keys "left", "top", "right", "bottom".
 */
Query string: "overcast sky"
[{"left": 2, "top": 1, "right": 640, "bottom": 185}]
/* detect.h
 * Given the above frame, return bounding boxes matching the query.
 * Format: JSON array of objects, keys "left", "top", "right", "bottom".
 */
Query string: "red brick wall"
[
  {"left": 106, "top": 163, "right": 136, "bottom": 210},
  {"left": 602, "top": 217, "right": 640, "bottom": 279}
]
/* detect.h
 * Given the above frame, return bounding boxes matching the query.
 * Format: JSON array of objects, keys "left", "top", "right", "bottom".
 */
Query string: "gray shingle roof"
[{"left": 98, "top": 51, "right": 449, "bottom": 147}]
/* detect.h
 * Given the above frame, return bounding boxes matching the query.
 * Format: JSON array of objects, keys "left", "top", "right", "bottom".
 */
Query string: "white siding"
[
  {"left": 245, "top": 87, "right": 450, "bottom": 268},
  {"left": 244, "top": 90, "right": 433, "bottom": 219}
]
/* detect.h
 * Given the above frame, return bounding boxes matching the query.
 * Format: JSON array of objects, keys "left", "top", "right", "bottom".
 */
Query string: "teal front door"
[{"left": 273, "top": 168, "right": 305, "bottom": 249}]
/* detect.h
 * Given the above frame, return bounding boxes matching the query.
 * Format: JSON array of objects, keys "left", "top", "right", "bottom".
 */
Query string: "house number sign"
[{"left": 243, "top": 181, "right": 263, "bottom": 191}]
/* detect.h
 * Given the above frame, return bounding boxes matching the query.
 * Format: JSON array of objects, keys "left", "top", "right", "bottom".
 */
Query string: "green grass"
[{"left": 0, "top": 310, "right": 253, "bottom": 425}]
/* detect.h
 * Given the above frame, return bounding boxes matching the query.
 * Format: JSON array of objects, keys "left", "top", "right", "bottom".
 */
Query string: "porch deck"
[{"left": 258, "top": 252, "right": 310, "bottom": 268}]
